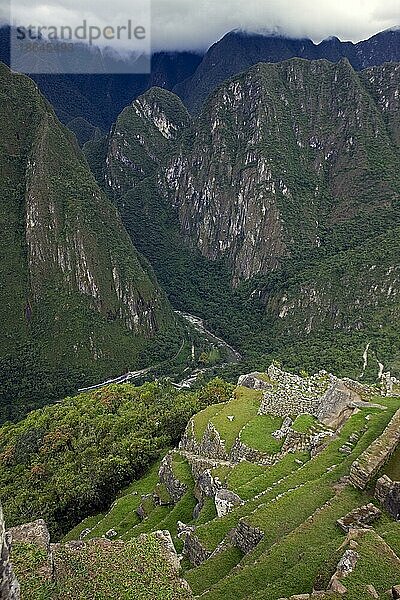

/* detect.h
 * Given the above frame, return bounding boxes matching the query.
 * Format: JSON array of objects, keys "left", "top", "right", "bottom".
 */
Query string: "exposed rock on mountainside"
[
  {"left": 109, "top": 59, "right": 400, "bottom": 282},
  {"left": 0, "top": 62, "right": 180, "bottom": 420},
  {"left": 164, "top": 59, "right": 400, "bottom": 282}
]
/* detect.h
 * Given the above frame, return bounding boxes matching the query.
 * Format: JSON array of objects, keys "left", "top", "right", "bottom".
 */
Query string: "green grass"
[
  {"left": 240, "top": 414, "right": 283, "bottom": 453},
  {"left": 201, "top": 487, "right": 364, "bottom": 600},
  {"left": 342, "top": 530, "right": 400, "bottom": 600},
  {"left": 121, "top": 506, "right": 172, "bottom": 540},
  {"left": 211, "top": 387, "right": 262, "bottom": 452},
  {"left": 254, "top": 373, "right": 271, "bottom": 383},
  {"left": 63, "top": 513, "right": 105, "bottom": 542},
  {"left": 193, "top": 404, "right": 225, "bottom": 442},
  {"left": 172, "top": 453, "right": 195, "bottom": 486},
  {"left": 236, "top": 452, "right": 309, "bottom": 500},
  {"left": 140, "top": 495, "right": 156, "bottom": 517},
  {"left": 291, "top": 413, "right": 317, "bottom": 433},
  {"left": 383, "top": 443, "right": 400, "bottom": 480},
  {"left": 154, "top": 482, "right": 172, "bottom": 504},
  {"left": 223, "top": 461, "right": 266, "bottom": 490},
  {"left": 185, "top": 546, "right": 244, "bottom": 595},
  {"left": 196, "top": 497, "right": 218, "bottom": 525},
  {"left": 375, "top": 514, "right": 400, "bottom": 557}
]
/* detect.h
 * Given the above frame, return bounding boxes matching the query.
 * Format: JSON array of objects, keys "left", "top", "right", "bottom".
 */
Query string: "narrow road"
[
  {"left": 174, "top": 311, "right": 242, "bottom": 362},
  {"left": 78, "top": 312, "right": 242, "bottom": 393}
]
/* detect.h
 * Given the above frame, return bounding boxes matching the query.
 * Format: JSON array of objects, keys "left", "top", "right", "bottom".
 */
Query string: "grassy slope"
[
  {"left": 211, "top": 387, "right": 262, "bottom": 452},
  {"left": 12, "top": 536, "right": 192, "bottom": 600}
]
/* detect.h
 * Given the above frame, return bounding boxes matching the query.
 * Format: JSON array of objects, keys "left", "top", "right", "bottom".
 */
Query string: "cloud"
[
  {"left": 3, "top": 0, "right": 400, "bottom": 52},
  {"left": 151, "top": 0, "right": 400, "bottom": 51}
]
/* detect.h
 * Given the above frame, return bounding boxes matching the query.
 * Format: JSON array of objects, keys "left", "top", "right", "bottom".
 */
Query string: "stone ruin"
[
  {"left": 254, "top": 365, "right": 332, "bottom": 418},
  {"left": 350, "top": 408, "right": 400, "bottom": 489},
  {"left": 381, "top": 372, "right": 400, "bottom": 397},
  {"left": 336, "top": 504, "right": 382, "bottom": 532},
  {"left": 376, "top": 475, "right": 400, "bottom": 521},
  {"left": 241, "top": 365, "right": 378, "bottom": 431}
]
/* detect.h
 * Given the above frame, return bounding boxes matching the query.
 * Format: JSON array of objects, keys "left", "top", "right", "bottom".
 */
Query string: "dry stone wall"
[
  {"left": 182, "top": 531, "right": 212, "bottom": 566},
  {"left": 179, "top": 421, "right": 229, "bottom": 461},
  {"left": 231, "top": 520, "right": 264, "bottom": 554},
  {"left": 158, "top": 452, "right": 187, "bottom": 503},
  {"left": 350, "top": 408, "right": 400, "bottom": 489},
  {"left": 257, "top": 365, "right": 332, "bottom": 417},
  {"left": 375, "top": 475, "right": 400, "bottom": 520}
]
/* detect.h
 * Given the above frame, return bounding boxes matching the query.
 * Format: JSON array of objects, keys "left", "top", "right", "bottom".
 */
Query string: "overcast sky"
[
  {"left": 3, "top": 0, "right": 400, "bottom": 52},
  {"left": 152, "top": 0, "right": 400, "bottom": 51}
]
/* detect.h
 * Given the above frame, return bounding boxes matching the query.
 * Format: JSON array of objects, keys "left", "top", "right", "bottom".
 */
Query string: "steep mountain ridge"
[
  {"left": 165, "top": 59, "right": 400, "bottom": 282},
  {"left": 0, "top": 62, "right": 179, "bottom": 421},
  {"left": 174, "top": 28, "right": 400, "bottom": 114}
]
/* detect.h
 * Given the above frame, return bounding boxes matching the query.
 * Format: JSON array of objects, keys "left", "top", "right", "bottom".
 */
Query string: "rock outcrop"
[
  {"left": 316, "top": 382, "right": 355, "bottom": 429},
  {"left": 7, "top": 519, "right": 50, "bottom": 551},
  {"left": 214, "top": 489, "right": 243, "bottom": 518},
  {"left": 0, "top": 63, "right": 178, "bottom": 395},
  {"left": 336, "top": 504, "right": 382, "bottom": 532},
  {"left": 328, "top": 549, "right": 359, "bottom": 594},
  {"left": 0, "top": 505, "right": 19, "bottom": 600}
]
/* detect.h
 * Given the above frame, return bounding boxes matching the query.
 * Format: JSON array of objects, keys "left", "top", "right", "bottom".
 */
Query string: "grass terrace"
[{"left": 211, "top": 387, "right": 262, "bottom": 452}]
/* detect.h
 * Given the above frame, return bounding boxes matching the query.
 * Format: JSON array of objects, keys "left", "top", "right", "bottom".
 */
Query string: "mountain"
[
  {"left": 0, "top": 25, "right": 202, "bottom": 139},
  {"left": 105, "top": 58, "right": 400, "bottom": 376},
  {"left": 174, "top": 28, "right": 400, "bottom": 114},
  {"left": 32, "top": 51, "right": 202, "bottom": 134},
  {"left": 0, "top": 62, "right": 181, "bottom": 422}
]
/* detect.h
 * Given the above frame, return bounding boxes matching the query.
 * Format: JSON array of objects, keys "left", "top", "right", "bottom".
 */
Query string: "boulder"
[
  {"left": 366, "top": 584, "right": 379, "bottom": 598},
  {"left": 0, "top": 504, "right": 20, "bottom": 600},
  {"left": 393, "top": 585, "right": 400, "bottom": 599},
  {"left": 316, "top": 381, "right": 353, "bottom": 429},
  {"left": 335, "top": 549, "right": 359, "bottom": 578},
  {"left": 7, "top": 519, "right": 50, "bottom": 551},
  {"left": 214, "top": 489, "right": 243, "bottom": 517},
  {"left": 337, "top": 504, "right": 381, "bottom": 532},
  {"left": 237, "top": 373, "right": 271, "bottom": 391}
]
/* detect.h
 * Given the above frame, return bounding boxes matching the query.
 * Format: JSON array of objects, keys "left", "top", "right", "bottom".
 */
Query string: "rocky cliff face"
[
  {"left": 0, "top": 63, "right": 176, "bottom": 384},
  {"left": 163, "top": 59, "right": 400, "bottom": 283}
]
